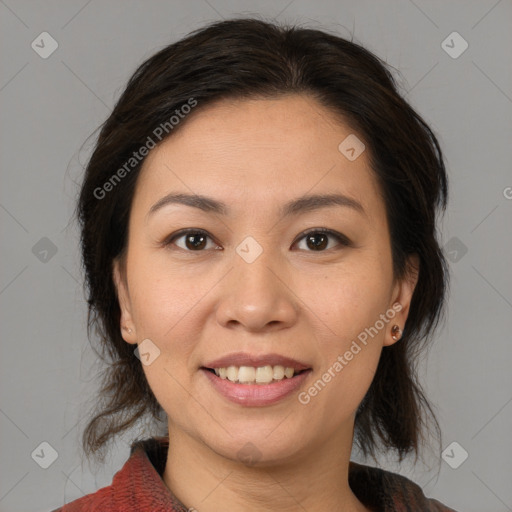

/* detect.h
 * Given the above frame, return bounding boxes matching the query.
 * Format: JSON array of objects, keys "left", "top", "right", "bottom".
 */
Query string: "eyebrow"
[{"left": 146, "top": 192, "right": 365, "bottom": 221}]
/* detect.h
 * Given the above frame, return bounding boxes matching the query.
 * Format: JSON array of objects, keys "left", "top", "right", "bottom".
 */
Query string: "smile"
[
  {"left": 201, "top": 368, "right": 312, "bottom": 406},
  {"left": 201, "top": 352, "right": 312, "bottom": 406}
]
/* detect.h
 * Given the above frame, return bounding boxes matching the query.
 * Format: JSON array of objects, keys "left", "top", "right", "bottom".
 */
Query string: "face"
[{"left": 113, "top": 94, "right": 417, "bottom": 466}]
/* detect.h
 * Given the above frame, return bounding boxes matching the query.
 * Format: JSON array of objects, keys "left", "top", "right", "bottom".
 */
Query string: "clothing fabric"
[{"left": 50, "top": 436, "right": 458, "bottom": 511}]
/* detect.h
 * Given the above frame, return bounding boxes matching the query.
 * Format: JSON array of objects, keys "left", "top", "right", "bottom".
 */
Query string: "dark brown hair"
[{"left": 76, "top": 17, "right": 448, "bottom": 464}]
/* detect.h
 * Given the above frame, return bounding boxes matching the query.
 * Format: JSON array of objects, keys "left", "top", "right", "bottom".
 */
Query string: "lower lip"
[{"left": 201, "top": 368, "right": 312, "bottom": 407}]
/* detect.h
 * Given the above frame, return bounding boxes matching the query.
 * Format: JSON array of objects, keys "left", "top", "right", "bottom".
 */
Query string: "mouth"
[
  {"left": 201, "top": 352, "right": 311, "bottom": 384},
  {"left": 200, "top": 353, "right": 312, "bottom": 406}
]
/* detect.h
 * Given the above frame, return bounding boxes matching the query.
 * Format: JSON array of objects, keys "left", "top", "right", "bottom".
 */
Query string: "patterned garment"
[{"left": 51, "top": 436, "right": 458, "bottom": 511}]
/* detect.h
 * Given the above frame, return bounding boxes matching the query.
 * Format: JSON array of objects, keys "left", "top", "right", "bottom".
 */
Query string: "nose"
[{"left": 215, "top": 246, "right": 299, "bottom": 332}]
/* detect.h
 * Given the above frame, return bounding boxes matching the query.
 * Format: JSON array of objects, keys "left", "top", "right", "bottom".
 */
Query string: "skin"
[{"left": 113, "top": 94, "right": 418, "bottom": 512}]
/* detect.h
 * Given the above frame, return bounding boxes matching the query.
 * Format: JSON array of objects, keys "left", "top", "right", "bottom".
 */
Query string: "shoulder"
[
  {"left": 49, "top": 485, "right": 113, "bottom": 511},
  {"left": 384, "top": 469, "right": 458, "bottom": 512},
  {"left": 49, "top": 437, "right": 185, "bottom": 512},
  {"left": 349, "top": 461, "right": 459, "bottom": 511}
]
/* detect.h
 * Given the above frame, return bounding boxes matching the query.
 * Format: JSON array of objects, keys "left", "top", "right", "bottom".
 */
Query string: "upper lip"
[{"left": 203, "top": 352, "right": 311, "bottom": 371}]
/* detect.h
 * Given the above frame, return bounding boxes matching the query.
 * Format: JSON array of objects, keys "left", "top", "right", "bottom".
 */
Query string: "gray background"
[{"left": 1, "top": 1, "right": 511, "bottom": 511}]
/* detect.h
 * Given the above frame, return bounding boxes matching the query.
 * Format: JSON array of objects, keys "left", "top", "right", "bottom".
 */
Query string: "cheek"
[
  {"left": 300, "top": 283, "right": 386, "bottom": 425},
  {"left": 309, "top": 263, "right": 393, "bottom": 343},
  {"left": 301, "top": 264, "right": 391, "bottom": 405},
  {"left": 129, "top": 269, "right": 206, "bottom": 412},
  {"left": 127, "top": 252, "right": 203, "bottom": 336},
  {"left": 125, "top": 262, "right": 210, "bottom": 402}
]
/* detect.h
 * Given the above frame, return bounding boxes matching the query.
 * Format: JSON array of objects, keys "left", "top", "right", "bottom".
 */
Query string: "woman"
[{"left": 53, "top": 17, "right": 457, "bottom": 511}]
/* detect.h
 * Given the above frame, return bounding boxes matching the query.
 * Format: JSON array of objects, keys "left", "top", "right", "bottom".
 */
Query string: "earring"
[
  {"left": 122, "top": 326, "right": 133, "bottom": 334},
  {"left": 391, "top": 325, "right": 402, "bottom": 341}
]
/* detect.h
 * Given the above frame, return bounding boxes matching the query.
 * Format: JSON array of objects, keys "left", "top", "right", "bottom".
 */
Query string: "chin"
[{"left": 195, "top": 422, "right": 310, "bottom": 468}]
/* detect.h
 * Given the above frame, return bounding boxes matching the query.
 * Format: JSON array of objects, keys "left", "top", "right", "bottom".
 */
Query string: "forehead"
[{"left": 134, "top": 94, "right": 383, "bottom": 219}]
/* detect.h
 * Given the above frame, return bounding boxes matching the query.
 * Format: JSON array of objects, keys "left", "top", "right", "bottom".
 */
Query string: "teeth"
[
  {"left": 273, "top": 365, "right": 285, "bottom": 380},
  {"left": 213, "top": 364, "right": 299, "bottom": 384},
  {"left": 256, "top": 365, "right": 273, "bottom": 383},
  {"left": 226, "top": 366, "right": 238, "bottom": 382},
  {"left": 238, "top": 366, "right": 256, "bottom": 383}
]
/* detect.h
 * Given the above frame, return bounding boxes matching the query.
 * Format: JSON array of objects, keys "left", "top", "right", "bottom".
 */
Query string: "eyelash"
[{"left": 162, "top": 228, "right": 351, "bottom": 253}]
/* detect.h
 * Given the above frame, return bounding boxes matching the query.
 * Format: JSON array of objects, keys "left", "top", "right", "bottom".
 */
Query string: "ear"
[
  {"left": 384, "top": 254, "right": 419, "bottom": 347},
  {"left": 112, "top": 257, "right": 137, "bottom": 345}
]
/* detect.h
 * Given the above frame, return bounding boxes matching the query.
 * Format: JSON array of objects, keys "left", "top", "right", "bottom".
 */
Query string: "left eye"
[
  {"left": 164, "top": 228, "right": 350, "bottom": 252},
  {"left": 293, "top": 229, "right": 350, "bottom": 251}
]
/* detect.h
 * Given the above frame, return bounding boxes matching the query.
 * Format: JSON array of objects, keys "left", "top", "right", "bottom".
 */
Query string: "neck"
[{"left": 162, "top": 425, "right": 370, "bottom": 512}]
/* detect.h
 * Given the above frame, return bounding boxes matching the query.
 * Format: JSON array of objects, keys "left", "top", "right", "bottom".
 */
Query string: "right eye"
[{"left": 163, "top": 229, "right": 221, "bottom": 252}]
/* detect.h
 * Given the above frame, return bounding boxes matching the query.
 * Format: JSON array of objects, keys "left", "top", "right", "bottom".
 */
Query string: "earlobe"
[
  {"left": 390, "top": 324, "right": 402, "bottom": 342},
  {"left": 385, "top": 255, "right": 419, "bottom": 346},
  {"left": 384, "top": 304, "right": 404, "bottom": 347},
  {"left": 112, "top": 258, "right": 137, "bottom": 344}
]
